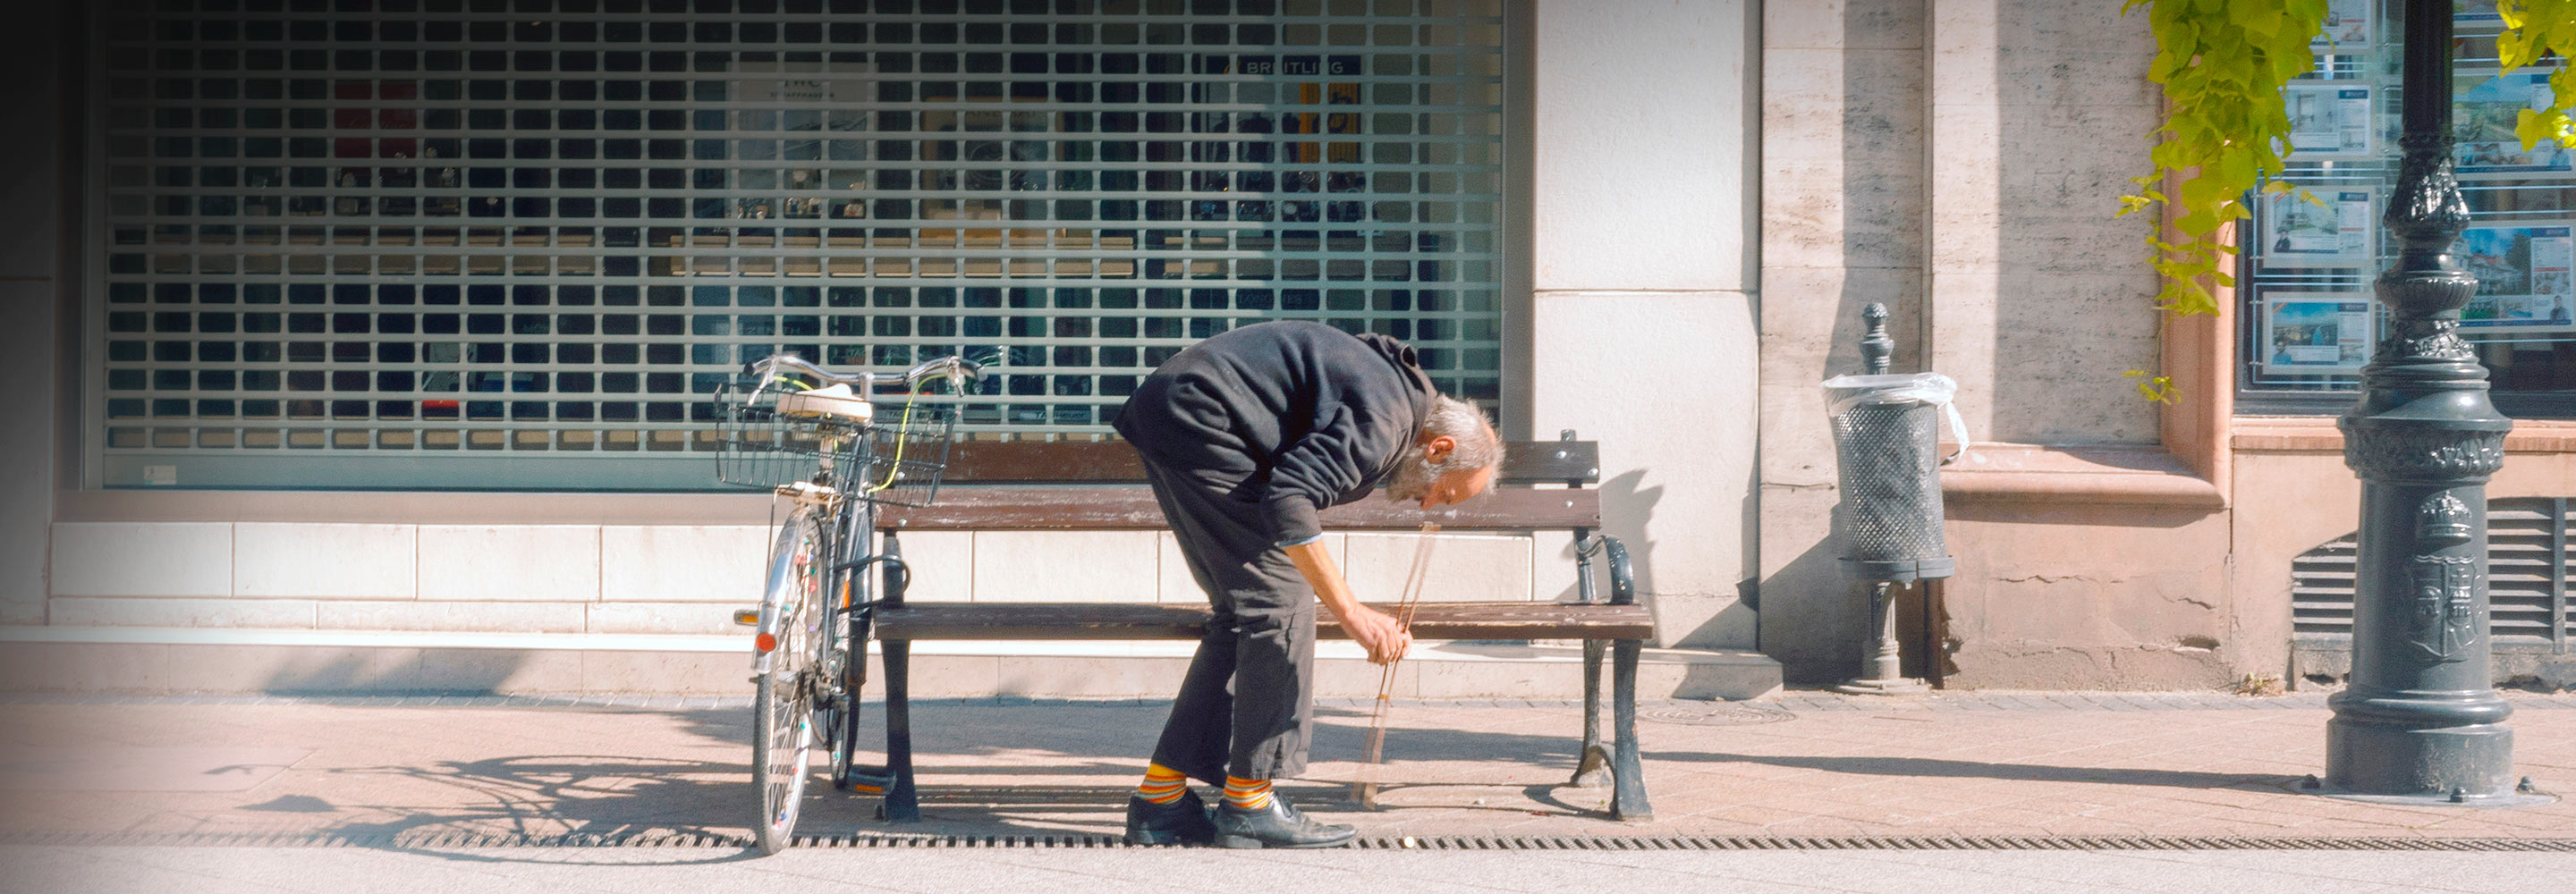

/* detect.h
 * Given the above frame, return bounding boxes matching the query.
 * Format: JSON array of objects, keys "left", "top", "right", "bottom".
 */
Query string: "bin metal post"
[{"left": 2318, "top": 0, "right": 2538, "bottom": 806}]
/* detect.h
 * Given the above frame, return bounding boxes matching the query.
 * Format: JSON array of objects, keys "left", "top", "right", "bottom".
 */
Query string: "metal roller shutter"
[{"left": 89, "top": 0, "right": 1509, "bottom": 489}]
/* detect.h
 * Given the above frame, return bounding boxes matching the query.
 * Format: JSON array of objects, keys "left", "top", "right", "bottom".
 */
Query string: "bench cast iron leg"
[
  {"left": 1572, "top": 640, "right": 1611, "bottom": 789},
  {"left": 1610, "top": 637, "right": 1653, "bottom": 822},
  {"left": 1570, "top": 528, "right": 1612, "bottom": 789},
  {"left": 879, "top": 641, "right": 919, "bottom": 821},
  {"left": 1590, "top": 533, "right": 1652, "bottom": 822},
  {"left": 877, "top": 531, "right": 920, "bottom": 822}
]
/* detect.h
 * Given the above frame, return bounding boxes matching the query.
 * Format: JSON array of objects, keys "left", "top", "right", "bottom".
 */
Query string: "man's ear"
[{"left": 1422, "top": 434, "right": 1458, "bottom": 461}]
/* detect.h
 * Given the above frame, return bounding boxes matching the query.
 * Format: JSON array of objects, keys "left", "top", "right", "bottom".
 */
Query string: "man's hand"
[
  {"left": 1335, "top": 603, "right": 1413, "bottom": 665},
  {"left": 1281, "top": 539, "right": 1414, "bottom": 665}
]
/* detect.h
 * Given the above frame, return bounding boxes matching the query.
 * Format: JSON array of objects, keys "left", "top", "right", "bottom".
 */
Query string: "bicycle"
[{"left": 712, "top": 352, "right": 979, "bottom": 855}]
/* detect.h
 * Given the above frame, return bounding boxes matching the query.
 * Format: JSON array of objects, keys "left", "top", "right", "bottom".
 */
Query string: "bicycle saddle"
[{"left": 774, "top": 384, "right": 875, "bottom": 422}]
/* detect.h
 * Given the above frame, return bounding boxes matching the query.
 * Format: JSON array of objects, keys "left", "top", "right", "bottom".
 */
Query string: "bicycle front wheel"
[
  {"left": 751, "top": 510, "right": 824, "bottom": 854},
  {"left": 751, "top": 668, "right": 813, "bottom": 852}
]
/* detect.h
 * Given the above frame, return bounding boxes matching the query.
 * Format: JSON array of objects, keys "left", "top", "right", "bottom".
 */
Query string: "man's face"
[
  {"left": 1416, "top": 464, "right": 1497, "bottom": 510},
  {"left": 1385, "top": 434, "right": 1497, "bottom": 509}
]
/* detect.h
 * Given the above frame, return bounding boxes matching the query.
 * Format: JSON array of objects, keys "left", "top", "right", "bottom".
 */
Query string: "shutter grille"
[
  {"left": 89, "top": 0, "right": 1510, "bottom": 489},
  {"left": 2291, "top": 496, "right": 2569, "bottom": 651}
]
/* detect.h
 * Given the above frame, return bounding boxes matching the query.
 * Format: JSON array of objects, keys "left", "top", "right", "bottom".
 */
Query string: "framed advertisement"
[
  {"left": 2316, "top": 0, "right": 2372, "bottom": 54},
  {"left": 2454, "top": 72, "right": 2575, "bottom": 178},
  {"left": 2284, "top": 82, "right": 2376, "bottom": 158},
  {"left": 2461, "top": 224, "right": 2576, "bottom": 332},
  {"left": 2260, "top": 190, "right": 2376, "bottom": 269},
  {"left": 735, "top": 60, "right": 875, "bottom": 221},
  {"left": 2260, "top": 293, "right": 2374, "bottom": 375}
]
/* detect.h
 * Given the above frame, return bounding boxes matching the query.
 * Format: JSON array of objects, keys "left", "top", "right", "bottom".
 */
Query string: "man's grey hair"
[{"left": 1422, "top": 394, "right": 1505, "bottom": 473}]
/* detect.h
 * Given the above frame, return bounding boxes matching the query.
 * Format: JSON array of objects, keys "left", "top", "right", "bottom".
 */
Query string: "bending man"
[{"left": 1112, "top": 320, "right": 1504, "bottom": 848}]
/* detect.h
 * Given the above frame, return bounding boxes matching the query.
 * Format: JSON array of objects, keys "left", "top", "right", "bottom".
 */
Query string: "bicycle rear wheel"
[
  {"left": 751, "top": 510, "right": 824, "bottom": 854},
  {"left": 827, "top": 528, "right": 878, "bottom": 793}
]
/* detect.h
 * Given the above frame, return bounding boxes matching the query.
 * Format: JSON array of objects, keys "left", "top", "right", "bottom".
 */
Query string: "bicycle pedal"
[{"left": 843, "top": 765, "right": 894, "bottom": 794}]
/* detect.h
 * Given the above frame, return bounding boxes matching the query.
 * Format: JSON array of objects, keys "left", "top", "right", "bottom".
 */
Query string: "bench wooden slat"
[
  {"left": 874, "top": 601, "right": 1654, "bottom": 641},
  {"left": 940, "top": 439, "right": 1600, "bottom": 485},
  {"left": 882, "top": 485, "right": 1599, "bottom": 531}
]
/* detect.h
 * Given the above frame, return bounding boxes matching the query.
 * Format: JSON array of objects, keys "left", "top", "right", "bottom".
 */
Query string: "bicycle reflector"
[
  {"left": 754, "top": 632, "right": 778, "bottom": 654},
  {"left": 733, "top": 609, "right": 759, "bottom": 626}
]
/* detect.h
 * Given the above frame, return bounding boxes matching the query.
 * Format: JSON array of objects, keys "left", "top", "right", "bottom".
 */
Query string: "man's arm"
[{"left": 1282, "top": 540, "right": 1412, "bottom": 665}]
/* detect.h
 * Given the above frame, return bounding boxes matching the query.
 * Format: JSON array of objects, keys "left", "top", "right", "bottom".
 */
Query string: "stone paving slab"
[{"left": 2, "top": 690, "right": 2572, "bottom": 844}]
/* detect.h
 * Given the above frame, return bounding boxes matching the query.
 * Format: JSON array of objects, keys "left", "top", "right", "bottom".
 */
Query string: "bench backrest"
[
  {"left": 936, "top": 439, "right": 1599, "bottom": 485},
  {"left": 877, "top": 437, "right": 1603, "bottom": 533}
]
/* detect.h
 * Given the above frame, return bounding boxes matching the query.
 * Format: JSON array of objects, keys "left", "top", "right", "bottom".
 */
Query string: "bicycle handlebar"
[{"left": 742, "top": 353, "right": 983, "bottom": 400}]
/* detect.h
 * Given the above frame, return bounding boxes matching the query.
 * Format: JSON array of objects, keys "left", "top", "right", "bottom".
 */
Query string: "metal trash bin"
[
  {"left": 1822, "top": 303, "right": 1967, "bottom": 694},
  {"left": 1822, "top": 370, "right": 1962, "bottom": 583}
]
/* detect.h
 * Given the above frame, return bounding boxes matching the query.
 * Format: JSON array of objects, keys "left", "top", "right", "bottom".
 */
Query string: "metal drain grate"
[
  {"left": 1640, "top": 703, "right": 1796, "bottom": 725},
  {"left": 8, "top": 831, "right": 2574, "bottom": 851}
]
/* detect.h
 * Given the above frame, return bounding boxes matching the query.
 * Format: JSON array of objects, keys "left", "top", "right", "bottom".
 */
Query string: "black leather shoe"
[
  {"left": 1123, "top": 789, "right": 1216, "bottom": 846},
  {"left": 1211, "top": 797, "right": 1356, "bottom": 849}
]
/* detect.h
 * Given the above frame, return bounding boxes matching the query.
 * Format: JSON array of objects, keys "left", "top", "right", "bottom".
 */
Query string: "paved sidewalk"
[{"left": 4, "top": 689, "right": 2574, "bottom": 845}]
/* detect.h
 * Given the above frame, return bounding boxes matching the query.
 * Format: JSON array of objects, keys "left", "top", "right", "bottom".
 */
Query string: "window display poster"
[
  {"left": 2461, "top": 224, "right": 2576, "bottom": 332},
  {"left": 2317, "top": 0, "right": 2371, "bottom": 53},
  {"left": 2261, "top": 190, "right": 2376, "bottom": 268},
  {"left": 2261, "top": 294, "right": 2372, "bottom": 375},
  {"left": 2454, "top": 72, "right": 2575, "bottom": 177},
  {"left": 735, "top": 61, "right": 875, "bottom": 221},
  {"left": 2284, "top": 83, "right": 2375, "bottom": 158}
]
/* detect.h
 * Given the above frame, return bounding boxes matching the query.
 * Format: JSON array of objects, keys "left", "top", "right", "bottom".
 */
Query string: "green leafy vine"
[
  {"left": 2117, "top": 0, "right": 2327, "bottom": 321},
  {"left": 2116, "top": 1, "right": 2576, "bottom": 403},
  {"left": 2501, "top": 2, "right": 2576, "bottom": 148}
]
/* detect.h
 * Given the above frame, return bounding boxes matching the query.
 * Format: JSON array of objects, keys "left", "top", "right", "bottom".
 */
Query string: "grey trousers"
[{"left": 1138, "top": 459, "right": 1319, "bottom": 786}]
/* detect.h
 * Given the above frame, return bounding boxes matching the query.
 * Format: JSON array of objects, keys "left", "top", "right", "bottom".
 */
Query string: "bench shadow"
[
  {"left": 245, "top": 701, "right": 1612, "bottom": 864},
  {"left": 671, "top": 700, "right": 1619, "bottom": 826}
]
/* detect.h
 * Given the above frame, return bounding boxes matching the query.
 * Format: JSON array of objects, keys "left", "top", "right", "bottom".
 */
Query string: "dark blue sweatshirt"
[{"left": 1113, "top": 321, "right": 1437, "bottom": 547}]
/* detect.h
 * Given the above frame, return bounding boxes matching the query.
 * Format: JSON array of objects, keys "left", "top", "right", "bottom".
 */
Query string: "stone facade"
[{"left": 29, "top": 0, "right": 2576, "bottom": 696}]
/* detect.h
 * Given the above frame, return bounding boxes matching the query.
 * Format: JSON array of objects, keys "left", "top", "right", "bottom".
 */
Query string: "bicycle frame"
[{"left": 729, "top": 352, "right": 973, "bottom": 850}]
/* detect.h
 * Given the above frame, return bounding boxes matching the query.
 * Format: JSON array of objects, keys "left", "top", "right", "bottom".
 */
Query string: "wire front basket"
[{"left": 710, "top": 382, "right": 961, "bottom": 507}]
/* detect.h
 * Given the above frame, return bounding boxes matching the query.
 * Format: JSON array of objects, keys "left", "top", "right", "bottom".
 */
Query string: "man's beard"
[{"left": 1385, "top": 451, "right": 1440, "bottom": 502}]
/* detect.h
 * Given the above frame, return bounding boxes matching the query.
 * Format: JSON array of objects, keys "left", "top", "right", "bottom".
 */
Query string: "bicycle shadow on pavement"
[{"left": 291, "top": 746, "right": 770, "bottom": 866}]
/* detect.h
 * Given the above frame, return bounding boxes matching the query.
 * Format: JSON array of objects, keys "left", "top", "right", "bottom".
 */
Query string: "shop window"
[
  {"left": 2240, "top": 1, "right": 2576, "bottom": 417},
  {"left": 91, "top": 0, "right": 1509, "bottom": 488}
]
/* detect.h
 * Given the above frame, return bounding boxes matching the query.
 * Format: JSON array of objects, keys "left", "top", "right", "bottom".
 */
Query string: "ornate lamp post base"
[
  {"left": 2297, "top": 763, "right": 2555, "bottom": 814},
  {"left": 2306, "top": 721, "right": 2546, "bottom": 806}
]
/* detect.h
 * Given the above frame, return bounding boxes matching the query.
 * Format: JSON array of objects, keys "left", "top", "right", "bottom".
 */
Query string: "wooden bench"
[{"left": 855, "top": 431, "right": 1655, "bottom": 823}]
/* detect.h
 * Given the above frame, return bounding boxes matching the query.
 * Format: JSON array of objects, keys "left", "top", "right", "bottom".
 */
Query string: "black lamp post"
[{"left": 2317, "top": 0, "right": 2538, "bottom": 805}]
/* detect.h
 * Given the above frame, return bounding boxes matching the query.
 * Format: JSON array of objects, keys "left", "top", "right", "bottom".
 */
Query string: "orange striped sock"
[
  {"left": 1223, "top": 775, "right": 1272, "bottom": 811},
  {"left": 1136, "top": 763, "right": 1189, "bottom": 805}
]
